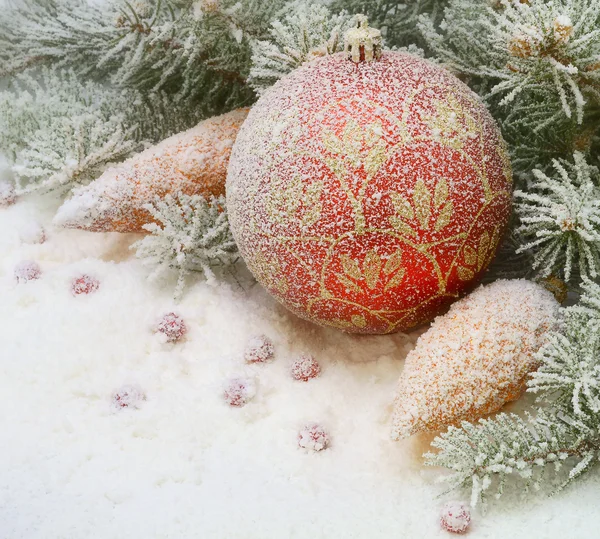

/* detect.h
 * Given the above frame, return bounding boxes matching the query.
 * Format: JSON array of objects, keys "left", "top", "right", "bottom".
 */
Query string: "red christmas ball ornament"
[
  {"left": 223, "top": 377, "right": 256, "bottom": 407},
  {"left": 72, "top": 274, "right": 100, "bottom": 295},
  {"left": 112, "top": 384, "right": 146, "bottom": 410},
  {"left": 440, "top": 501, "right": 471, "bottom": 534},
  {"left": 291, "top": 354, "right": 321, "bottom": 381},
  {"left": 297, "top": 423, "right": 330, "bottom": 451},
  {"left": 226, "top": 17, "right": 512, "bottom": 334},
  {"left": 244, "top": 334, "right": 275, "bottom": 363},
  {"left": 15, "top": 260, "right": 41, "bottom": 283},
  {"left": 156, "top": 312, "right": 187, "bottom": 343}
]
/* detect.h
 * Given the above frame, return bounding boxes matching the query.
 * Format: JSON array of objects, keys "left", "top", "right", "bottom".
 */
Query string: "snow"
[{"left": 1, "top": 190, "right": 600, "bottom": 537}]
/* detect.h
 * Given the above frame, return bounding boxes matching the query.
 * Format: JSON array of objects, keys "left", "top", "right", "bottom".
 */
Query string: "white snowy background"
[{"left": 1, "top": 148, "right": 600, "bottom": 538}]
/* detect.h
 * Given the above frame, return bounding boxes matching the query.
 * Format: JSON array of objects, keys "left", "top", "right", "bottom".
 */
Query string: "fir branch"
[
  {"left": 249, "top": 2, "right": 352, "bottom": 94},
  {"left": 426, "top": 284, "right": 600, "bottom": 505},
  {"left": 0, "top": 68, "right": 203, "bottom": 194},
  {"left": 514, "top": 152, "right": 600, "bottom": 283},
  {"left": 0, "top": 0, "right": 286, "bottom": 108},
  {"left": 132, "top": 193, "right": 239, "bottom": 298},
  {"left": 529, "top": 333, "right": 600, "bottom": 417},
  {"left": 419, "top": 0, "right": 600, "bottom": 125},
  {"left": 331, "top": 0, "right": 447, "bottom": 50}
]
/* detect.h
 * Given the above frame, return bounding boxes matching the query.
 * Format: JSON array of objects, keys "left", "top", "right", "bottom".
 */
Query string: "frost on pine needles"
[
  {"left": 132, "top": 193, "right": 239, "bottom": 298},
  {"left": 425, "top": 282, "right": 600, "bottom": 505},
  {"left": 515, "top": 152, "right": 600, "bottom": 283},
  {"left": 249, "top": 3, "right": 352, "bottom": 94},
  {"left": 420, "top": 0, "right": 600, "bottom": 125}
]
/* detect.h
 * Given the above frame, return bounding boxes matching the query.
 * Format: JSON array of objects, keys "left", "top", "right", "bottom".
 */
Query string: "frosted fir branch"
[
  {"left": 528, "top": 327, "right": 600, "bottom": 417},
  {"left": 419, "top": 0, "right": 600, "bottom": 126},
  {"left": 427, "top": 285, "right": 600, "bottom": 505},
  {"left": 0, "top": 0, "right": 285, "bottom": 107},
  {"left": 514, "top": 152, "right": 600, "bottom": 283},
  {"left": 248, "top": 2, "right": 352, "bottom": 94},
  {"left": 0, "top": 68, "right": 203, "bottom": 194},
  {"left": 568, "top": 277, "right": 600, "bottom": 326},
  {"left": 132, "top": 193, "right": 239, "bottom": 298},
  {"left": 425, "top": 411, "right": 599, "bottom": 506},
  {"left": 331, "top": 0, "right": 448, "bottom": 50}
]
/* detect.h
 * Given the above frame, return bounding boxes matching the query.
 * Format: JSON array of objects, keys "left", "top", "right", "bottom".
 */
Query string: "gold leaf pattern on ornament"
[
  {"left": 252, "top": 251, "right": 289, "bottom": 294},
  {"left": 265, "top": 175, "right": 324, "bottom": 228},
  {"left": 351, "top": 315, "right": 367, "bottom": 328},
  {"left": 457, "top": 226, "right": 502, "bottom": 280},
  {"left": 335, "top": 249, "right": 405, "bottom": 293},
  {"left": 322, "top": 119, "right": 389, "bottom": 178},
  {"left": 389, "top": 178, "right": 454, "bottom": 236},
  {"left": 425, "top": 93, "right": 478, "bottom": 150}
]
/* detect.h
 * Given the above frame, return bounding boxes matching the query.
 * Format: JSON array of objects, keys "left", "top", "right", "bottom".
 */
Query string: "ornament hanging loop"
[{"left": 344, "top": 15, "right": 382, "bottom": 63}]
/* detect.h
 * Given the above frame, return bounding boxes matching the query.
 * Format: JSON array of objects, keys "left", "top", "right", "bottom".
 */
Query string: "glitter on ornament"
[
  {"left": 54, "top": 108, "right": 249, "bottom": 233},
  {"left": 440, "top": 501, "right": 471, "bottom": 534},
  {"left": 14, "top": 260, "right": 41, "bottom": 283},
  {"left": 297, "top": 423, "right": 330, "bottom": 451},
  {"left": 156, "top": 312, "right": 187, "bottom": 343},
  {"left": 227, "top": 19, "right": 512, "bottom": 335},
  {"left": 19, "top": 222, "right": 46, "bottom": 244},
  {"left": 291, "top": 354, "right": 321, "bottom": 381},
  {"left": 244, "top": 334, "right": 275, "bottom": 363},
  {"left": 391, "top": 280, "right": 560, "bottom": 439},
  {"left": 0, "top": 181, "right": 16, "bottom": 207},
  {"left": 112, "top": 385, "right": 146, "bottom": 410},
  {"left": 72, "top": 275, "right": 100, "bottom": 296},
  {"left": 223, "top": 378, "right": 256, "bottom": 407}
]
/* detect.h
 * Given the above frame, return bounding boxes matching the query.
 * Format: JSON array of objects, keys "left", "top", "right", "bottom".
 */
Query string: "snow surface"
[{"left": 1, "top": 183, "right": 600, "bottom": 537}]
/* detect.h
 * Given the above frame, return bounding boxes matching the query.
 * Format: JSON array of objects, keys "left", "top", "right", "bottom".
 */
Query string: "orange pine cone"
[
  {"left": 391, "top": 279, "right": 560, "bottom": 440},
  {"left": 54, "top": 108, "right": 250, "bottom": 233}
]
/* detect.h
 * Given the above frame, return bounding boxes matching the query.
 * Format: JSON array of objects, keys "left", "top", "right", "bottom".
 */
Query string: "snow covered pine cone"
[
  {"left": 54, "top": 108, "right": 249, "bottom": 233},
  {"left": 391, "top": 280, "right": 560, "bottom": 439}
]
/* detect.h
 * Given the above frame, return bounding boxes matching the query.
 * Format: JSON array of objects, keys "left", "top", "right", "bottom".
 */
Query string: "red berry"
[
  {"left": 0, "top": 181, "right": 16, "bottom": 208},
  {"left": 14, "top": 261, "right": 41, "bottom": 283},
  {"left": 156, "top": 312, "right": 187, "bottom": 343},
  {"left": 291, "top": 354, "right": 321, "bottom": 381},
  {"left": 20, "top": 222, "right": 46, "bottom": 244},
  {"left": 297, "top": 423, "right": 330, "bottom": 451},
  {"left": 72, "top": 274, "right": 100, "bottom": 295},
  {"left": 440, "top": 501, "right": 471, "bottom": 534},
  {"left": 244, "top": 334, "right": 274, "bottom": 363},
  {"left": 112, "top": 385, "right": 146, "bottom": 410},
  {"left": 223, "top": 378, "right": 256, "bottom": 407}
]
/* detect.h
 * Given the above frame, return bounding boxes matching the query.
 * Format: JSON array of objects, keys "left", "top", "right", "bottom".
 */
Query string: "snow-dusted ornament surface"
[
  {"left": 54, "top": 108, "right": 249, "bottom": 233},
  {"left": 226, "top": 17, "right": 512, "bottom": 334},
  {"left": 391, "top": 280, "right": 560, "bottom": 440}
]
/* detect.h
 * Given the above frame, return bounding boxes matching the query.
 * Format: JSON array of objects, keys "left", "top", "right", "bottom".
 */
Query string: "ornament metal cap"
[{"left": 344, "top": 15, "right": 382, "bottom": 63}]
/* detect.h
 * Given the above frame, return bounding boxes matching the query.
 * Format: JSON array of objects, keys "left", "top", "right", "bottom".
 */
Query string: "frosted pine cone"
[
  {"left": 391, "top": 280, "right": 560, "bottom": 439},
  {"left": 54, "top": 108, "right": 249, "bottom": 233}
]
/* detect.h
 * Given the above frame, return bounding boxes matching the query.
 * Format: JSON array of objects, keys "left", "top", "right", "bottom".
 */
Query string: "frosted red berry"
[
  {"left": 223, "top": 378, "right": 256, "bottom": 407},
  {"left": 440, "top": 501, "right": 471, "bottom": 534},
  {"left": 112, "top": 385, "right": 146, "bottom": 410},
  {"left": 0, "top": 181, "right": 16, "bottom": 208},
  {"left": 156, "top": 312, "right": 187, "bottom": 343},
  {"left": 291, "top": 354, "right": 321, "bottom": 381},
  {"left": 297, "top": 423, "right": 330, "bottom": 451},
  {"left": 72, "top": 274, "right": 100, "bottom": 295},
  {"left": 14, "top": 260, "right": 41, "bottom": 283},
  {"left": 20, "top": 222, "right": 46, "bottom": 244},
  {"left": 244, "top": 334, "right": 275, "bottom": 363}
]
